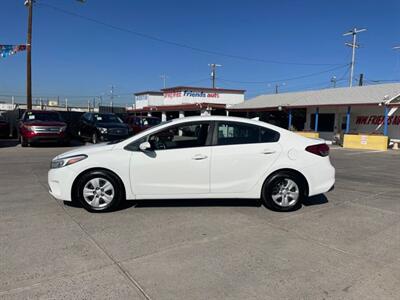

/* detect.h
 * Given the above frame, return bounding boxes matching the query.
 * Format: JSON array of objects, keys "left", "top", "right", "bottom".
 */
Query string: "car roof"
[
  {"left": 26, "top": 110, "right": 60, "bottom": 114},
  {"left": 167, "top": 116, "right": 285, "bottom": 132}
]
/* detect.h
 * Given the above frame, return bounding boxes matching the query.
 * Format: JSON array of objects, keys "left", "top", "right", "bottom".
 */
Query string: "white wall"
[{"left": 134, "top": 94, "right": 164, "bottom": 108}]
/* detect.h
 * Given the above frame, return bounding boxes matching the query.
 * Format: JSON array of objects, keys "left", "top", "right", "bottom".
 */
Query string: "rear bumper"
[{"left": 304, "top": 160, "right": 336, "bottom": 197}]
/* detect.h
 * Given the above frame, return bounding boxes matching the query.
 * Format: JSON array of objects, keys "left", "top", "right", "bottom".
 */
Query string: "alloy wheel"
[
  {"left": 271, "top": 178, "right": 299, "bottom": 207},
  {"left": 82, "top": 177, "right": 115, "bottom": 209}
]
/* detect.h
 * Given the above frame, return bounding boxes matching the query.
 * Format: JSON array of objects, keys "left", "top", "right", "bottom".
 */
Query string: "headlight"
[
  {"left": 98, "top": 127, "right": 108, "bottom": 134},
  {"left": 60, "top": 126, "right": 67, "bottom": 132},
  {"left": 51, "top": 154, "right": 87, "bottom": 169}
]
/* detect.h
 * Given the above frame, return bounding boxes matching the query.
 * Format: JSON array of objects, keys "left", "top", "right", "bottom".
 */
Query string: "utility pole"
[
  {"left": 110, "top": 85, "right": 114, "bottom": 108},
  {"left": 343, "top": 27, "right": 366, "bottom": 88},
  {"left": 208, "top": 63, "right": 222, "bottom": 88},
  {"left": 160, "top": 74, "right": 168, "bottom": 89},
  {"left": 25, "top": 0, "right": 33, "bottom": 110},
  {"left": 331, "top": 76, "right": 337, "bottom": 88},
  {"left": 23, "top": 0, "right": 85, "bottom": 110},
  {"left": 274, "top": 83, "right": 285, "bottom": 94}
]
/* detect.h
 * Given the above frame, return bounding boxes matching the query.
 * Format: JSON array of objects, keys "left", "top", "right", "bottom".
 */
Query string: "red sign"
[{"left": 356, "top": 115, "right": 400, "bottom": 126}]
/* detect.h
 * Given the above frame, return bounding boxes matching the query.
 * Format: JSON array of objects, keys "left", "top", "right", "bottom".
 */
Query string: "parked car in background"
[
  {"left": 0, "top": 115, "right": 10, "bottom": 138},
  {"left": 18, "top": 110, "right": 69, "bottom": 147},
  {"left": 48, "top": 116, "right": 335, "bottom": 212},
  {"left": 125, "top": 115, "right": 161, "bottom": 134},
  {"left": 77, "top": 112, "right": 131, "bottom": 144}
]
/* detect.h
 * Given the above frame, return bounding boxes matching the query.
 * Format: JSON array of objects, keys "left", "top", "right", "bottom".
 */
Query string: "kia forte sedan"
[{"left": 48, "top": 116, "right": 335, "bottom": 212}]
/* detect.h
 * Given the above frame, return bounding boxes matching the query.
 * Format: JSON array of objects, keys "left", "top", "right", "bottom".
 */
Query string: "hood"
[
  {"left": 55, "top": 143, "right": 116, "bottom": 160},
  {"left": 23, "top": 120, "right": 66, "bottom": 127},
  {"left": 95, "top": 122, "right": 127, "bottom": 129}
]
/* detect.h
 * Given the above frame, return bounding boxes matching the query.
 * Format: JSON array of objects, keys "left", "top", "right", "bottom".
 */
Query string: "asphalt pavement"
[{"left": 1, "top": 141, "right": 400, "bottom": 299}]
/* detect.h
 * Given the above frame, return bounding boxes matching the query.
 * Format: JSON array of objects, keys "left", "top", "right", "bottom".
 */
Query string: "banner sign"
[
  {"left": 0, "top": 45, "right": 27, "bottom": 59},
  {"left": 356, "top": 115, "right": 400, "bottom": 126}
]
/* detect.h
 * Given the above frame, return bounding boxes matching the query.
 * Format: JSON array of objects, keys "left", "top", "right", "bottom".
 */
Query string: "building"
[
  {"left": 229, "top": 83, "right": 400, "bottom": 141},
  {"left": 130, "top": 86, "right": 245, "bottom": 121}
]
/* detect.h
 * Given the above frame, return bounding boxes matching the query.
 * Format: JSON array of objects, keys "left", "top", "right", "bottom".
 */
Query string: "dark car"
[
  {"left": 0, "top": 115, "right": 10, "bottom": 138},
  {"left": 125, "top": 115, "right": 161, "bottom": 135},
  {"left": 18, "top": 110, "right": 69, "bottom": 147},
  {"left": 77, "top": 112, "right": 131, "bottom": 144}
]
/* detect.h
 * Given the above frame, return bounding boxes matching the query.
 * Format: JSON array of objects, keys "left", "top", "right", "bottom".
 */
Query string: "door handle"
[
  {"left": 192, "top": 154, "right": 208, "bottom": 160},
  {"left": 261, "top": 149, "right": 276, "bottom": 154}
]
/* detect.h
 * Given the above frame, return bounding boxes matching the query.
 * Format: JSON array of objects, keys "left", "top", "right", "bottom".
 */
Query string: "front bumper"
[
  {"left": 25, "top": 133, "right": 68, "bottom": 144},
  {"left": 48, "top": 167, "right": 75, "bottom": 201}
]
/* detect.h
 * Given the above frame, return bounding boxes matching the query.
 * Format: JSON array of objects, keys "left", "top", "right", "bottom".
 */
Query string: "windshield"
[
  {"left": 24, "top": 112, "right": 62, "bottom": 122},
  {"left": 94, "top": 114, "right": 123, "bottom": 124}
]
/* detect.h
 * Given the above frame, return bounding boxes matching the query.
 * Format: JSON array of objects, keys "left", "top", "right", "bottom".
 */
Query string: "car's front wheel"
[
  {"left": 262, "top": 171, "right": 305, "bottom": 211},
  {"left": 75, "top": 170, "right": 123, "bottom": 212}
]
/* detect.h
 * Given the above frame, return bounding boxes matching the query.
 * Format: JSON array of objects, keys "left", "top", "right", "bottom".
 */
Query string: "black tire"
[
  {"left": 74, "top": 170, "right": 124, "bottom": 212},
  {"left": 91, "top": 132, "right": 98, "bottom": 144},
  {"left": 20, "top": 135, "right": 28, "bottom": 147},
  {"left": 262, "top": 171, "right": 305, "bottom": 212}
]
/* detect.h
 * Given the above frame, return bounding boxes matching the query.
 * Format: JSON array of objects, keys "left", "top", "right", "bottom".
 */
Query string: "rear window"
[{"left": 24, "top": 112, "right": 62, "bottom": 122}]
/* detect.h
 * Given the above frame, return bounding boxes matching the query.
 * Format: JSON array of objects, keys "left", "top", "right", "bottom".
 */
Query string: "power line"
[
  {"left": 218, "top": 64, "right": 349, "bottom": 85},
  {"left": 37, "top": 2, "right": 344, "bottom": 67}
]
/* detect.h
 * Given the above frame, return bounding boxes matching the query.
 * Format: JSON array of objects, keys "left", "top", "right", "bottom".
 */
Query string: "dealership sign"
[
  {"left": 165, "top": 90, "right": 219, "bottom": 99},
  {"left": 356, "top": 115, "right": 400, "bottom": 126}
]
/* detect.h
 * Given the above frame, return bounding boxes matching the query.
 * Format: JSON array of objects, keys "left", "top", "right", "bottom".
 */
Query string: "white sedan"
[{"left": 48, "top": 116, "right": 335, "bottom": 212}]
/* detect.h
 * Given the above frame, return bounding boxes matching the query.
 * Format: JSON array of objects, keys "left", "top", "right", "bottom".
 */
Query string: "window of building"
[{"left": 310, "top": 113, "right": 335, "bottom": 132}]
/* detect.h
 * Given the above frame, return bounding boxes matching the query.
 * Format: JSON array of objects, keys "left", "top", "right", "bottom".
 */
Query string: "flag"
[{"left": 0, "top": 45, "right": 27, "bottom": 59}]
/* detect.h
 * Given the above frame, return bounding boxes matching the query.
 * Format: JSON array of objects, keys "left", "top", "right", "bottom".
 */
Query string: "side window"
[
  {"left": 149, "top": 122, "right": 210, "bottom": 150},
  {"left": 260, "top": 127, "right": 280, "bottom": 143},
  {"left": 216, "top": 122, "right": 279, "bottom": 145},
  {"left": 217, "top": 122, "right": 259, "bottom": 145}
]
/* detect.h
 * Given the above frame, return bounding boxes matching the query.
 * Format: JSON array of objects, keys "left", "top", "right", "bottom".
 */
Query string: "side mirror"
[{"left": 139, "top": 141, "right": 152, "bottom": 151}]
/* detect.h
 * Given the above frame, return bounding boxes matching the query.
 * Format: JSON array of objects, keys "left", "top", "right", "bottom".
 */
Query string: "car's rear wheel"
[
  {"left": 75, "top": 170, "right": 123, "bottom": 212},
  {"left": 262, "top": 171, "right": 305, "bottom": 211}
]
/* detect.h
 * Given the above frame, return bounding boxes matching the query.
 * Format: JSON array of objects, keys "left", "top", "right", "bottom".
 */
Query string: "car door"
[
  {"left": 130, "top": 121, "right": 212, "bottom": 196},
  {"left": 210, "top": 121, "right": 282, "bottom": 193}
]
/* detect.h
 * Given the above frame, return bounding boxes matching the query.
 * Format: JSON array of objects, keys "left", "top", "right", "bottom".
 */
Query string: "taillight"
[{"left": 305, "top": 143, "right": 330, "bottom": 157}]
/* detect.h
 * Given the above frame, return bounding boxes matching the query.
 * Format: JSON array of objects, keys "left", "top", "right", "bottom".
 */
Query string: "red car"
[
  {"left": 18, "top": 110, "right": 69, "bottom": 147},
  {"left": 125, "top": 115, "right": 161, "bottom": 134}
]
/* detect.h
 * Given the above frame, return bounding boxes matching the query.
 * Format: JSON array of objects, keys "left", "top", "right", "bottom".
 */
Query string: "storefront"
[
  {"left": 130, "top": 86, "right": 245, "bottom": 120},
  {"left": 229, "top": 83, "right": 400, "bottom": 143}
]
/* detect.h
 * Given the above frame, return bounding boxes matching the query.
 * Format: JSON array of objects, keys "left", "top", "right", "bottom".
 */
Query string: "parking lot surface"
[{"left": 1, "top": 141, "right": 400, "bottom": 299}]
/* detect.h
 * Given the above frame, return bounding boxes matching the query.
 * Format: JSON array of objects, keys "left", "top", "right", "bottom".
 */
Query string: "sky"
[{"left": 1, "top": 0, "right": 400, "bottom": 106}]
